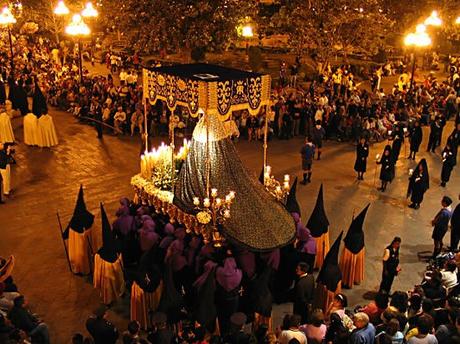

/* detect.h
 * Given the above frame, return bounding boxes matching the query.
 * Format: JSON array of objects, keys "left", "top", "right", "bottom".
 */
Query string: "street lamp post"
[
  {"left": 65, "top": 14, "right": 90, "bottom": 84},
  {"left": 241, "top": 24, "right": 254, "bottom": 55},
  {"left": 404, "top": 24, "right": 432, "bottom": 93},
  {"left": 53, "top": 0, "right": 70, "bottom": 44},
  {"left": 0, "top": 7, "right": 16, "bottom": 76}
]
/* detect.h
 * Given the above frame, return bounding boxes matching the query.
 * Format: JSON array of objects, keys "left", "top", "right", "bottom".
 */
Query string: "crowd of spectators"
[{"left": 0, "top": 257, "right": 50, "bottom": 343}]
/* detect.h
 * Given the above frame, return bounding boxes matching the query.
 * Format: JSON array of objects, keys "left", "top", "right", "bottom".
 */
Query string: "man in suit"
[
  {"left": 292, "top": 262, "right": 315, "bottom": 323},
  {"left": 86, "top": 306, "right": 119, "bottom": 344}
]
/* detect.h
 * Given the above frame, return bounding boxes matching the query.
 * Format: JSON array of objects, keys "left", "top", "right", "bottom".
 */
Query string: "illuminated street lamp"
[
  {"left": 424, "top": 10, "right": 442, "bottom": 27},
  {"left": 0, "top": 6, "right": 16, "bottom": 75},
  {"left": 81, "top": 2, "right": 98, "bottom": 18},
  {"left": 65, "top": 14, "right": 90, "bottom": 83},
  {"left": 54, "top": 0, "right": 69, "bottom": 15},
  {"left": 404, "top": 24, "right": 432, "bottom": 92},
  {"left": 241, "top": 24, "right": 253, "bottom": 55}
]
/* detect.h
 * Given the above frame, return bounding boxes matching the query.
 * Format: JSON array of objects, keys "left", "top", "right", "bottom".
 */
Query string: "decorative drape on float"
[
  {"left": 143, "top": 63, "right": 272, "bottom": 121},
  {"left": 173, "top": 114, "right": 295, "bottom": 251}
]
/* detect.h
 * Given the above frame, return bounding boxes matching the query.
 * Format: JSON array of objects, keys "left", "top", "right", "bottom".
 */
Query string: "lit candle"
[
  {"left": 224, "top": 210, "right": 230, "bottom": 218},
  {"left": 284, "top": 181, "right": 289, "bottom": 190},
  {"left": 211, "top": 188, "right": 218, "bottom": 197},
  {"left": 276, "top": 186, "right": 281, "bottom": 193},
  {"left": 403, "top": 128, "right": 407, "bottom": 133},
  {"left": 229, "top": 191, "right": 235, "bottom": 199},
  {"left": 266, "top": 166, "right": 271, "bottom": 175},
  {"left": 264, "top": 172, "right": 270, "bottom": 180},
  {"left": 409, "top": 168, "right": 414, "bottom": 176},
  {"left": 376, "top": 154, "right": 380, "bottom": 160},
  {"left": 284, "top": 174, "right": 290, "bottom": 182},
  {"left": 225, "top": 195, "right": 231, "bottom": 203},
  {"left": 203, "top": 198, "right": 210, "bottom": 208},
  {"left": 388, "top": 130, "right": 392, "bottom": 136},
  {"left": 193, "top": 197, "right": 200, "bottom": 206},
  {"left": 215, "top": 198, "right": 222, "bottom": 206}
]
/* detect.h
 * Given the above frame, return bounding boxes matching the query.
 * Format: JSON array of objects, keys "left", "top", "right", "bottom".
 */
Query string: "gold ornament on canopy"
[{"left": 143, "top": 63, "right": 271, "bottom": 121}]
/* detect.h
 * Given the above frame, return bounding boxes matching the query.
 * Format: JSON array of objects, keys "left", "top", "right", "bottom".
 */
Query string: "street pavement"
[{"left": 1, "top": 103, "right": 459, "bottom": 342}]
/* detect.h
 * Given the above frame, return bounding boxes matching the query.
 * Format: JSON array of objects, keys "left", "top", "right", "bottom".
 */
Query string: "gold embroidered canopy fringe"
[{"left": 143, "top": 63, "right": 271, "bottom": 121}]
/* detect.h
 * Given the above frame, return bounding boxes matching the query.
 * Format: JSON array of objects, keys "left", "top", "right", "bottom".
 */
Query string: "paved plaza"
[{"left": 1, "top": 107, "right": 458, "bottom": 342}]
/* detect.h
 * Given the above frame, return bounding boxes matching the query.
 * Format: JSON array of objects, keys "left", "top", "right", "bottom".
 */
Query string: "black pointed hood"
[
  {"left": 306, "top": 184, "right": 329, "bottom": 237},
  {"left": 285, "top": 177, "right": 301, "bottom": 215},
  {"left": 317, "top": 231, "right": 343, "bottom": 292},
  {"left": 64, "top": 185, "right": 95, "bottom": 237},
  {"left": 344, "top": 204, "right": 370, "bottom": 254},
  {"left": 32, "top": 83, "right": 48, "bottom": 117},
  {"left": 98, "top": 203, "right": 120, "bottom": 263}
]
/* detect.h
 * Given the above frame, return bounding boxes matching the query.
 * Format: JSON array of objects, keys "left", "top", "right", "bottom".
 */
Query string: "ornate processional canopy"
[{"left": 143, "top": 63, "right": 271, "bottom": 121}]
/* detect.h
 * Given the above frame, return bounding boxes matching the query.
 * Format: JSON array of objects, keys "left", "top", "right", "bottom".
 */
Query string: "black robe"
[
  {"left": 408, "top": 170, "right": 429, "bottom": 204},
  {"left": 378, "top": 155, "right": 395, "bottom": 182},
  {"left": 158, "top": 263, "right": 183, "bottom": 324},
  {"left": 441, "top": 147, "right": 455, "bottom": 183},
  {"left": 354, "top": 143, "right": 369, "bottom": 172},
  {"left": 409, "top": 126, "right": 423, "bottom": 152},
  {"left": 193, "top": 268, "right": 217, "bottom": 333},
  {"left": 248, "top": 265, "right": 273, "bottom": 317},
  {"left": 391, "top": 126, "right": 404, "bottom": 161},
  {"left": 0, "top": 80, "right": 6, "bottom": 105}
]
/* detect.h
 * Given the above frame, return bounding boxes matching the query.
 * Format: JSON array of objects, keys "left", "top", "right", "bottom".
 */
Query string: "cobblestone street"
[{"left": 1, "top": 106, "right": 458, "bottom": 342}]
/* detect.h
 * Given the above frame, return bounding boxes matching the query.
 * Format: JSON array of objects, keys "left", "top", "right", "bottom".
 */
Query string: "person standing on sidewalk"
[
  {"left": 379, "top": 237, "right": 401, "bottom": 294},
  {"left": 300, "top": 137, "right": 315, "bottom": 185},
  {"left": 431, "top": 196, "right": 453, "bottom": 258},
  {"left": 0, "top": 142, "right": 12, "bottom": 203},
  {"left": 451, "top": 194, "right": 460, "bottom": 251},
  {"left": 311, "top": 120, "right": 326, "bottom": 160}
]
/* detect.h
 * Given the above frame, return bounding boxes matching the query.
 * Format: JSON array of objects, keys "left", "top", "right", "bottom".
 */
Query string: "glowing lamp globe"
[
  {"left": 54, "top": 1, "right": 69, "bottom": 15},
  {"left": 0, "top": 6, "right": 16, "bottom": 26}
]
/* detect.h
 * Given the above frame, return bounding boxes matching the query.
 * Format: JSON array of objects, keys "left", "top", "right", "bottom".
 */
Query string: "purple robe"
[{"left": 216, "top": 257, "right": 242, "bottom": 292}]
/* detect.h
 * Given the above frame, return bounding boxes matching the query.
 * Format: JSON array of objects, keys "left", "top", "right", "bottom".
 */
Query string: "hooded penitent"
[
  {"left": 314, "top": 231, "right": 343, "bottom": 313},
  {"left": 93, "top": 203, "right": 125, "bottom": 304},
  {"left": 285, "top": 177, "right": 301, "bottom": 216},
  {"left": 173, "top": 114, "right": 295, "bottom": 251},
  {"left": 407, "top": 158, "right": 430, "bottom": 203},
  {"left": 32, "top": 83, "right": 48, "bottom": 118},
  {"left": 65, "top": 185, "right": 95, "bottom": 275},
  {"left": 306, "top": 184, "right": 330, "bottom": 269},
  {"left": 340, "top": 204, "right": 370, "bottom": 288}
]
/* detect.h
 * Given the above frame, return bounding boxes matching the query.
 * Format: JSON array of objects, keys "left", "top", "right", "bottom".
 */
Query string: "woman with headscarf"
[
  {"left": 192, "top": 260, "right": 218, "bottom": 333},
  {"left": 408, "top": 120, "right": 422, "bottom": 160},
  {"left": 215, "top": 255, "right": 243, "bottom": 336},
  {"left": 407, "top": 158, "right": 429, "bottom": 209},
  {"left": 377, "top": 145, "right": 395, "bottom": 192}
]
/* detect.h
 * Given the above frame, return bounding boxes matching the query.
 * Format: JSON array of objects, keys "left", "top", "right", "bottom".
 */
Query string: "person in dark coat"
[
  {"left": 441, "top": 143, "right": 455, "bottom": 187},
  {"left": 86, "top": 306, "right": 119, "bottom": 344},
  {"left": 376, "top": 145, "right": 395, "bottom": 192},
  {"left": 407, "top": 159, "right": 429, "bottom": 209},
  {"left": 431, "top": 196, "right": 453, "bottom": 257},
  {"left": 15, "top": 81, "right": 29, "bottom": 116},
  {"left": 32, "top": 83, "right": 47, "bottom": 117},
  {"left": 215, "top": 257, "right": 242, "bottom": 336},
  {"left": 447, "top": 123, "right": 460, "bottom": 166},
  {"left": 300, "top": 137, "right": 315, "bottom": 184},
  {"left": 379, "top": 237, "right": 401, "bottom": 294},
  {"left": 451, "top": 194, "right": 460, "bottom": 251},
  {"left": 292, "top": 262, "right": 315, "bottom": 324},
  {"left": 92, "top": 98, "right": 104, "bottom": 139},
  {"left": 0, "top": 79, "right": 6, "bottom": 105},
  {"left": 408, "top": 120, "right": 422, "bottom": 160},
  {"left": 390, "top": 123, "right": 404, "bottom": 162},
  {"left": 427, "top": 117, "right": 442, "bottom": 152},
  {"left": 192, "top": 260, "right": 217, "bottom": 333},
  {"left": 311, "top": 120, "right": 326, "bottom": 160},
  {"left": 354, "top": 137, "right": 369, "bottom": 180}
]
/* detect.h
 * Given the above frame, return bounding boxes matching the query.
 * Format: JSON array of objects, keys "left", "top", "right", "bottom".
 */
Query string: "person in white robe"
[
  {"left": 23, "top": 113, "right": 40, "bottom": 146},
  {"left": 38, "top": 114, "right": 58, "bottom": 147},
  {"left": 0, "top": 112, "right": 14, "bottom": 144}
]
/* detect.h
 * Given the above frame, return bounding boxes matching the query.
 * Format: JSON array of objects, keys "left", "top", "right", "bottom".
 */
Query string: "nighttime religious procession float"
[{"left": 5, "top": 0, "right": 460, "bottom": 342}]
